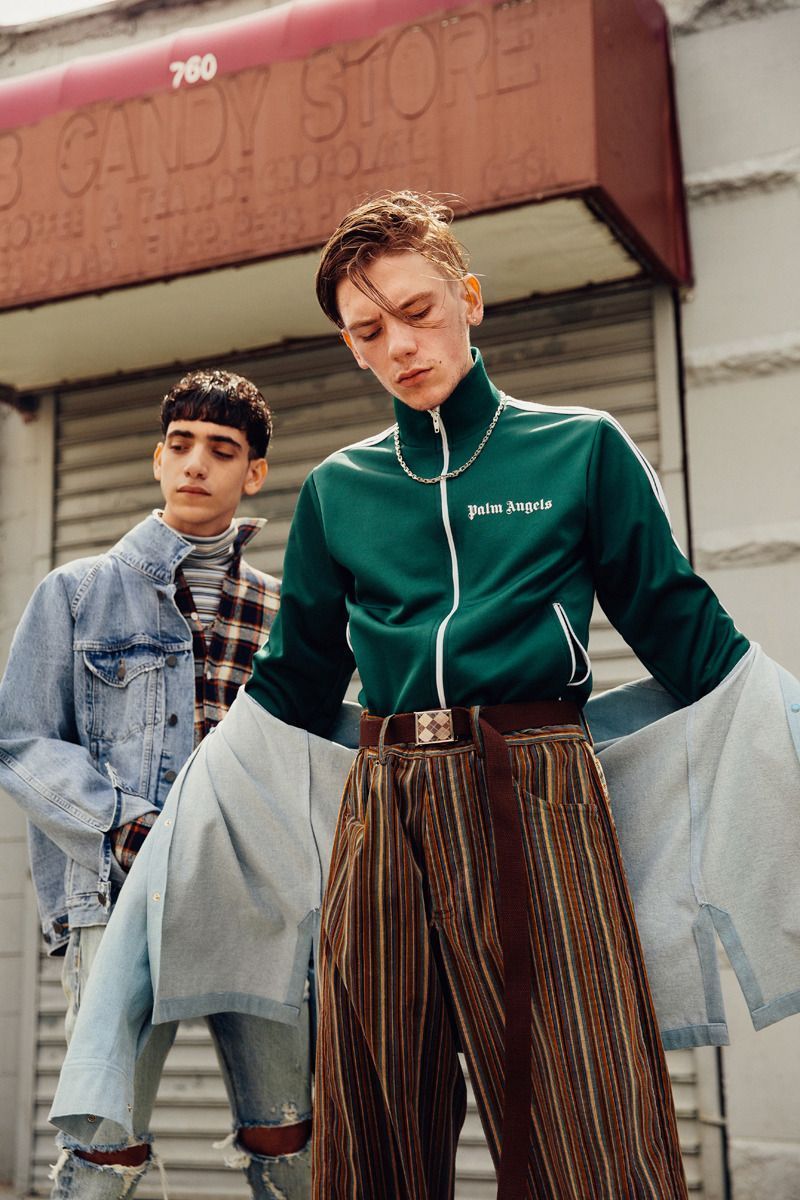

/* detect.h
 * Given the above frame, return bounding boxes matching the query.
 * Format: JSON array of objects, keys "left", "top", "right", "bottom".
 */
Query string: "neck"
[{"left": 393, "top": 347, "right": 501, "bottom": 447}]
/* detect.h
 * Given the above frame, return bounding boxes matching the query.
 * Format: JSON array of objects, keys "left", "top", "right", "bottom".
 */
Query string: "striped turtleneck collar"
[
  {"left": 155, "top": 514, "right": 239, "bottom": 628},
  {"left": 181, "top": 521, "right": 238, "bottom": 566}
]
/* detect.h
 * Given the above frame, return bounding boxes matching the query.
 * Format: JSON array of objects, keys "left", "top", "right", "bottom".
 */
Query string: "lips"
[
  {"left": 178, "top": 486, "right": 211, "bottom": 496},
  {"left": 397, "top": 367, "right": 431, "bottom": 386}
]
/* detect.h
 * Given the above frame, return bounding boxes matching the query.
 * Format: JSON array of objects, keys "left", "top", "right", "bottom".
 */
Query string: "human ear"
[
  {"left": 153, "top": 442, "right": 164, "bottom": 481},
  {"left": 342, "top": 329, "right": 369, "bottom": 370},
  {"left": 244, "top": 458, "right": 268, "bottom": 496},
  {"left": 464, "top": 274, "right": 484, "bottom": 327}
]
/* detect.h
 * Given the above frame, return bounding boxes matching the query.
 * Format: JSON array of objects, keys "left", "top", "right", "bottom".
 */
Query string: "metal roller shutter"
[{"left": 28, "top": 282, "right": 704, "bottom": 1197}]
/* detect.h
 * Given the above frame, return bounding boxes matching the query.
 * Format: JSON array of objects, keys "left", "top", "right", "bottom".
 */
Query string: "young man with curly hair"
[{"left": 0, "top": 370, "right": 313, "bottom": 1200}]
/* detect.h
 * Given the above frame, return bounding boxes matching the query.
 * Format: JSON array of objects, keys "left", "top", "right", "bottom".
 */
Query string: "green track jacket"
[{"left": 248, "top": 349, "right": 748, "bottom": 734}]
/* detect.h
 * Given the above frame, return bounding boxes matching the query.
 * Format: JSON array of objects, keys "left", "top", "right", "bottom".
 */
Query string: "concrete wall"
[
  {"left": 673, "top": 3, "right": 800, "bottom": 1196},
  {"left": 674, "top": 0, "right": 800, "bottom": 670},
  {"left": 0, "top": 398, "right": 54, "bottom": 1187}
]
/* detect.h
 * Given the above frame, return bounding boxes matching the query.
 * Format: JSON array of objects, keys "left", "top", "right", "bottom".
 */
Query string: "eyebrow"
[
  {"left": 347, "top": 290, "right": 437, "bottom": 332},
  {"left": 167, "top": 429, "right": 244, "bottom": 450}
]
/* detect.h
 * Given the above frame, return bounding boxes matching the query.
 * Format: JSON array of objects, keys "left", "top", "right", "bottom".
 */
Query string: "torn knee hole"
[
  {"left": 75, "top": 1144, "right": 150, "bottom": 1168},
  {"left": 237, "top": 1120, "right": 311, "bottom": 1158}
]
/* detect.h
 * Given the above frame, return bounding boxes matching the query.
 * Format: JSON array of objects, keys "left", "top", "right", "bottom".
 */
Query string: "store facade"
[{"left": 1, "top": 1, "right": 797, "bottom": 1196}]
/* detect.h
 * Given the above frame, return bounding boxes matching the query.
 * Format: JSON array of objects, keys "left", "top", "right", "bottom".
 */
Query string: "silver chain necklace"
[{"left": 393, "top": 394, "right": 507, "bottom": 485}]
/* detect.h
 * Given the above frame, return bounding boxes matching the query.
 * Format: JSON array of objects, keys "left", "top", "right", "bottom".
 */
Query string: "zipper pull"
[{"left": 430, "top": 407, "right": 441, "bottom": 434}]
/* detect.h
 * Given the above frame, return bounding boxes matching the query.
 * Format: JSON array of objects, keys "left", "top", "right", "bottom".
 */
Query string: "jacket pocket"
[
  {"left": 83, "top": 641, "right": 164, "bottom": 740},
  {"left": 552, "top": 603, "right": 591, "bottom": 688},
  {"left": 84, "top": 642, "right": 166, "bottom": 802}
]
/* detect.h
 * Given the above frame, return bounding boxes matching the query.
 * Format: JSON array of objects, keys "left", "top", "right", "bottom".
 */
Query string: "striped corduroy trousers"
[{"left": 313, "top": 723, "right": 689, "bottom": 1200}]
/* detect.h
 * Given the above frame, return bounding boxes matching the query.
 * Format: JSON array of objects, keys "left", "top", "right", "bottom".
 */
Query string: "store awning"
[
  {"left": 0, "top": 0, "right": 691, "bottom": 388},
  {"left": 0, "top": 0, "right": 479, "bottom": 132}
]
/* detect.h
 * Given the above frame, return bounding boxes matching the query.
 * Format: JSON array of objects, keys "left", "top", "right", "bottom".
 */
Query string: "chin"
[
  {"left": 172, "top": 504, "right": 212, "bottom": 527},
  {"left": 176, "top": 494, "right": 210, "bottom": 511}
]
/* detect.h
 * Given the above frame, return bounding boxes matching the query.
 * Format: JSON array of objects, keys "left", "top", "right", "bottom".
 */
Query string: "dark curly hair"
[
  {"left": 315, "top": 190, "right": 470, "bottom": 328},
  {"left": 160, "top": 369, "right": 272, "bottom": 459}
]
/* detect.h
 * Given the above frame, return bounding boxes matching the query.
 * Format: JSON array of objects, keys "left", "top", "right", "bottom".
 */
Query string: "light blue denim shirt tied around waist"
[{"left": 49, "top": 643, "right": 800, "bottom": 1143}]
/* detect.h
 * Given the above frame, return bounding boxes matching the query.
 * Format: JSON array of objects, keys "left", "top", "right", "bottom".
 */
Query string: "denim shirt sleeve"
[{"left": 0, "top": 569, "right": 146, "bottom": 873}]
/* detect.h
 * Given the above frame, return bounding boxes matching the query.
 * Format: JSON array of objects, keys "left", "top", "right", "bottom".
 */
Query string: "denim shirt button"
[
  {"left": 791, "top": 703, "right": 800, "bottom": 713},
  {"left": 152, "top": 892, "right": 161, "bottom": 902},
  {"left": 164, "top": 769, "right": 177, "bottom": 782},
  {"left": 168, "top": 713, "right": 178, "bottom": 726},
  {"left": 166, "top": 654, "right": 178, "bottom": 668}
]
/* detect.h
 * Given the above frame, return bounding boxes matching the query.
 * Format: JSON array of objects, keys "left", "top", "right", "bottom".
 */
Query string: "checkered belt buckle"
[{"left": 414, "top": 708, "right": 455, "bottom": 745}]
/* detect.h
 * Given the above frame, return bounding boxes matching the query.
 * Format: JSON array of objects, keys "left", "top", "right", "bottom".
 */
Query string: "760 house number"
[{"left": 169, "top": 53, "right": 218, "bottom": 89}]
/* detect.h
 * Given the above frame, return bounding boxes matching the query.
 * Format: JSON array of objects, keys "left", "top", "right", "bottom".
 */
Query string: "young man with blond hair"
[{"left": 244, "top": 191, "right": 750, "bottom": 1199}]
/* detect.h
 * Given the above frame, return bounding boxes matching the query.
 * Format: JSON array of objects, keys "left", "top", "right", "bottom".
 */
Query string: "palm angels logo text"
[{"left": 468, "top": 499, "right": 553, "bottom": 521}]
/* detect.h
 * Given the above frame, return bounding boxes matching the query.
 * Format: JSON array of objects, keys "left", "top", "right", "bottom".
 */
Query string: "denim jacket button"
[
  {"left": 164, "top": 769, "right": 177, "bottom": 783},
  {"left": 791, "top": 703, "right": 800, "bottom": 713},
  {"left": 166, "top": 654, "right": 178, "bottom": 668},
  {"left": 152, "top": 892, "right": 161, "bottom": 902},
  {"left": 168, "top": 713, "right": 178, "bottom": 726},
  {"left": 116, "top": 661, "right": 126, "bottom": 680}
]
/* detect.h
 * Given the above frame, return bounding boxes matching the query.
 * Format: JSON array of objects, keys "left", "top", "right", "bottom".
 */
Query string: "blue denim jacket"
[{"left": 0, "top": 514, "right": 252, "bottom": 952}]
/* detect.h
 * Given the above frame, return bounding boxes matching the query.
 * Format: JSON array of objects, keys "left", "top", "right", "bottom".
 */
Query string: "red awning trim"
[{"left": 0, "top": 0, "right": 477, "bottom": 132}]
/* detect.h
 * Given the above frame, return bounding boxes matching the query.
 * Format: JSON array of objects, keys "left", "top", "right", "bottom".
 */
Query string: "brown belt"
[{"left": 360, "top": 700, "right": 582, "bottom": 1200}]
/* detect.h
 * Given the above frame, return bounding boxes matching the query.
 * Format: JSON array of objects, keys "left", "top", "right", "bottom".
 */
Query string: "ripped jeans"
[{"left": 51, "top": 926, "right": 312, "bottom": 1200}]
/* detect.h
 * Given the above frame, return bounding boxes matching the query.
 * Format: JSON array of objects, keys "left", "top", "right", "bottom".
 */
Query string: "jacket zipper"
[{"left": 432, "top": 407, "right": 459, "bottom": 708}]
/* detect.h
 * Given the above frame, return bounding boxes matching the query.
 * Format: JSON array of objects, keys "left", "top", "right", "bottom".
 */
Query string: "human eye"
[
  {"left": 360, "top": 326, "right": 381, "bottom": 343},
  {"left": 214, "top": 449, "right": 234, "bottom": 459},
  {"left": 408, "top": 306, "right": 431, "bottom": 322}
]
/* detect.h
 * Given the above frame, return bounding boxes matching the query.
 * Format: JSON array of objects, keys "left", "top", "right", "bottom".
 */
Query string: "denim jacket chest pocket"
[{"left": 82, "top": 641, "right": 167, "bottom": 799}]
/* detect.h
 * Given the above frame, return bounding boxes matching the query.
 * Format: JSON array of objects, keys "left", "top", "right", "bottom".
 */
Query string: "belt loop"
[
  {"left": 377, "top": 715, "right": 393, "bottom": 764},
  {"left": 469, "top": 705, "right": 484, "bottom": 756}
]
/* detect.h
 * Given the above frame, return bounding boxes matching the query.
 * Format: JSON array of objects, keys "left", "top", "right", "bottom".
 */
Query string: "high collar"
[
  {"left": 110, "top": 513, "right": 264, "bottom": 584},
  {"left": 393, "top": 347, "right": 502, "bottom": 448}
]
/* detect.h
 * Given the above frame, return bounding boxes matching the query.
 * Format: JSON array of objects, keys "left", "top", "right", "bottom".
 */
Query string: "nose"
[
  {"left": 386, "top": 316, "right": 418, "bottom": 360},
  {"left": 184, "top": 445, "right": 209, "bottom": 478}
]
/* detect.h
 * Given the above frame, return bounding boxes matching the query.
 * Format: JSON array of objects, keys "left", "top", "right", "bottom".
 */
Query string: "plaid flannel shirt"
[{"left": 112, "top": 520, "right": 280, "bottom": 871}]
